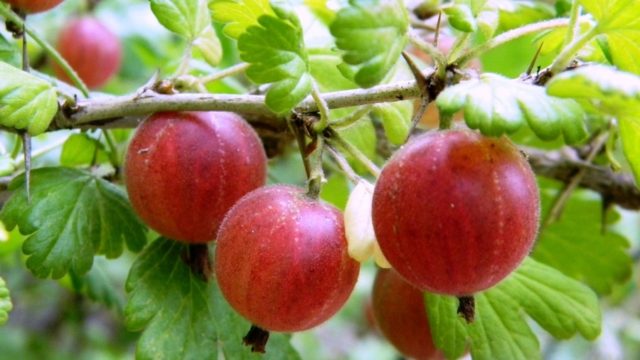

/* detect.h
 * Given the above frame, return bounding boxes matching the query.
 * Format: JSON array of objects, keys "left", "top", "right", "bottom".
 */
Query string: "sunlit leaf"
[
  {"left": 0, "top": 62, "right": 58, "bottom": 135},
  {"left": 437, "top": 73, "right": 587, "bottom": 143},
  {"left": 210, "top": 0, "right": 274, "bottom": 39},
  {"left": 330, "top": 0, "right": 409, "bottom": 88},
  {"left": 238, "top": 6, "right": 312, "bottom": 114},
  {"left": 0, "top": 277, "right": 11, "bottom": 325},
  {"left": 427, "top": 258, "right": 601, "bottom": 360}
]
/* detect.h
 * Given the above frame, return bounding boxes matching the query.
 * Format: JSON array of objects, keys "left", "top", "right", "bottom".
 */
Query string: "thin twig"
[
  {"left": 543, "top": 132, "right": 610, "bottom": 226},
  {"left": 199, "top": 63, "right": 250, "bottom": 84},
  {"left": 325, "top": 128, "right": 381, "bottom": 178},
  {"left": 326, "top": 144, "right": 361, "bottom": 184}
]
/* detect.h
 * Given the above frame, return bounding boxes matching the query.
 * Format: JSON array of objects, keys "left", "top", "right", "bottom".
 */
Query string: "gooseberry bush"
[{"left": 1, "top": 0, "right": 640, "bottom": 359}]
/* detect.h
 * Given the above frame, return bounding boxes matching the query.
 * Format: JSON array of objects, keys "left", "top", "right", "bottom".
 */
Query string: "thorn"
[
  {"left": 434, "top": 12, "right": 442, "bottom": 48},
  {"left": 401, "top": 51, "right": 430, "bottom": 142},
  {"left": 526, "top": 41, "right": 544, "bottom": 76},
  {"left": 21, "top": 132, "right": 32, "bottom": 203}
]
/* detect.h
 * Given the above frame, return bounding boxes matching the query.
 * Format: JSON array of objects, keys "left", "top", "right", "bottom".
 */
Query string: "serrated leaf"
[
  {"left": 0, "top": 33, "right": 19, "bottom": 65},
  {"left": 371, "top": 101, "right": 412, "bottom": 145},
  {"left": 239, "top": 7, "right": 312, "bottom": 114},
  {"left": 495, "top": 0, "right": 555, "bottom": 31},
  {"left": 619, "top": 116, "right": 640, "bottom": 186},
  {"left": 424, "top": 294, "right": 468, "bottom": 359},
  {"left": 546, "top": 64, "right": 640, "bottom": 118},
  {"left": 304, "top": 0, "right": 335, "bottom": 25},
  {"left": 0, "top": 276, "right": 11, "bottom": 325},
  {"left": 427, "top": 258, "right": 601, "bottom": 360},
  {"left": 150, "top": 0, "right": 208, "bottom": 40},
  {"left": 330, "top": 0, "right": 409, "bottom": 88},
  {"left": 71, "top": 257, "right": 125, "bottom": 313},
  {"left": 125, "top": 237, "right": 300, "bottom": 359},
  {"left": 193, "top": 25, "right": 223, "bottom": 67},
  {"left": 60, "top": 133, "right": 109, "bottom": 167},
  {"left": 533, "top": 183, "right": 631, "bottom": 294},
  {"left": 437, "top": 73, "right": 587, "bottom": 143},
  {"left": 0, "top": 167, "right": 147, "bottom": 279},
  {"left": 0, "top": 61, "right": 58, "bottom": 135},
  {"left": 579, "top": 0, "right": 640, "bottom": 73},
  {"left": 210, "top": 0, "right": 275, "bottom": 39},
  {"left": 444, "top": 4, "right": 477, "bottom": 32}
]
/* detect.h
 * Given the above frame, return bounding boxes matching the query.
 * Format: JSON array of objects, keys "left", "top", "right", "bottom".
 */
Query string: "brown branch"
[{"left": 525, "top": 146, "right": 640, "bottom": 210}]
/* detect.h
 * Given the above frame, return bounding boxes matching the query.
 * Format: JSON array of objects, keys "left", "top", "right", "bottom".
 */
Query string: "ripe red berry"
[
  {"left": 372, "top": 269, "right": 442, "bottom": 360},
  {"left": 4, "top": 0, "right": 63, "bottom": 13},
  {"left": 372, "top": 130, "right": 539, "bottom": 295},
  {"left": 215, "top": 185, "right": 360, "bottom": 332},
  {"left": 54, "top": 17, "right": 121, "bottom": 89},
  {"left": 125, "top": 111, "right": 267, "bottom": 243}
]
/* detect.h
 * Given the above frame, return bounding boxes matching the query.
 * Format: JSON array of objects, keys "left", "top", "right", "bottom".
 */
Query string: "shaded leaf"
[
  {"left": 60, "top": 133, "right": 109, "bottom": 167},
  {"left": 533, "top": 182, "right": 632, "bottom": 294},
  {"left": 0, "top": 167, "right": 147, "bottom": 279},
  {"left": 444, "top": 3, "right": 477, "bottom": 32},
  {"left": 371, "top": 101, "right": 412, "bottom": 145},
  {"left": 125, "top": 237, "right": 300, "bottom": 359},
  {"left": 330, "top": 0, "right": 409, "bottom": 88},
  {"left": 0, "top": 277, "right": 11, "bottom": 325},
  {"left": 619, "top": 116, "right": 640, "bottom": 186}
]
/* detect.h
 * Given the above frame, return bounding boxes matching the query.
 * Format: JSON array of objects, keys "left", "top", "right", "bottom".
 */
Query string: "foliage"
[{"left": 0, "top": 0, "right": 640, "bottom": 359}]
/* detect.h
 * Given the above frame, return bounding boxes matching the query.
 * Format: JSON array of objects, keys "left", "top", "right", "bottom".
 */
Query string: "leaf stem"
[
  {"left": 454, "top": 18, "right": 574, "bottom": 67},
  {"left": 102, "top": 129, "right": 120, "bottom": 167},
  {"left": 331, "top": 105, "right": 373, "bottom": 129},
  {"left": 325, "top": 128, "right": 381, "bottom": 178},
  {"left": 311, "top": 82, "right": 331, "bottom": 132},
  {"left": 199, "top": 62, "right": 250, "bottom": 84},
  {"left": 563, "top": 1, "right": 582, "bottom": 47},
  {"left": 326, "top": 144, "right": 361, "bottom": 184},
  {"left": 408, "top": 31, "right": 447, "bottom": 72},
  {"left": 0, "top": 5, "right": 90, "bottom": 97},
  {"left": 549, "top": 26, "right": 598, "bottom": 75},
  {"left": 175, "top": 43, "right": 193, "bottom": 77}
]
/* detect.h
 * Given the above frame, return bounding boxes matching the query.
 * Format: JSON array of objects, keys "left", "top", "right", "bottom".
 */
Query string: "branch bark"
[{"left": 1, "top": 76, "right": 634, "bottom": 212}]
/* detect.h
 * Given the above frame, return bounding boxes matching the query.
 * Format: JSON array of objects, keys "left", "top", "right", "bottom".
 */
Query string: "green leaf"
[
  {"left": 0, "top": 276, "right": 11, "bottom": 325},
  {"left": 444, "top": 4, "right": 477, "bottom": 33},
  {"left": 424, "top": 294, "right": 468, "bottom": 359},
  {"left": 70, "top": 257, "right": 125, "bottom": 313},
  {"left": 619, "top": 116, "right": 640, "bottom": 186},
  {"left": 546, "top": 64, "right": 640, "bottom": 118},
  {"left": 533, "top": 183, "right": 631, "bottom": 294},
  {"left": 210, "top": 0, "right": 275, "bottom": 39},
  {"left": 371, "top": 101, "right": 412, "bottom": 145},
  {"left": 0, "top": 33, "right": 19, "bottom": 65},
  {"left": 0, "top": 61, "right": 58, "bottom": 135},
  {"left": 60, "top": 133, "right": 110, "bottom": 167},
  {"left": 338, "top": 118, "right": 377, "bottom": 174},
  {"left": 150, "top": 0, "right": 208, "bottom": 40},
  {"left": 193, "top": 25, "right": 223, "bottom": 67},
  {"left": 427, "top": 258, "right": 601, "bottom": 360},
  {"left": 304, "top": 0, "right": 336, "bottom": 25},
  {"left": 579, "top": 0, "right": 640, "bottom": 73},
  {"left": 238, "top": 7, "right": 312, "bottom": 114},
  {"left": 437, "top": 73, "right": 587, "bottom": 143},
  {"left": 125, "top": 237, "right": 300, "bottom": 359},
  {"left": 330, "top": 0, "right": 409, "bottom": 88},
  {"left": 0, "top": 167, "right": 147, "bottom": 279},
  {"left": 495, "top": 0, "right": 555, "bottom": 31}
]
